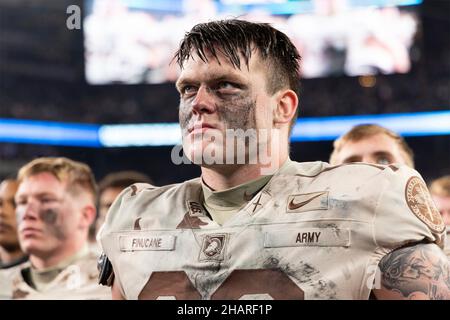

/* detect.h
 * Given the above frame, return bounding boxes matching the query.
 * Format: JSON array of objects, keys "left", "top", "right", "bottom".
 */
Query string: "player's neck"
[
  {"left": 201, "top": 154, "right": 288, "bottom": 191},
  {"left": 29, "top": 239, "right": 87, "bottom": 270}
]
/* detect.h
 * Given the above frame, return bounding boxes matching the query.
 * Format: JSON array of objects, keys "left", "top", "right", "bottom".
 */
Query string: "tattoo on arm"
[{"left": 375, "top": 243, "right": 450, "bottom": 300}]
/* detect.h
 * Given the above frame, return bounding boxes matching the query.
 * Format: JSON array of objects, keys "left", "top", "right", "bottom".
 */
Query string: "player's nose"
[{"left": 192, "top": 86, "right": 216, "bottom": 116}]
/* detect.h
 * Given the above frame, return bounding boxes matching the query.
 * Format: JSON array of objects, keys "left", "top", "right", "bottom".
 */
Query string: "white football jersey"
[
  {"left": 99, "top": 161, "right": 445, "bottom": 300},
  {"left": 0, "top": 263, "right": 25, "bottom": 299}
]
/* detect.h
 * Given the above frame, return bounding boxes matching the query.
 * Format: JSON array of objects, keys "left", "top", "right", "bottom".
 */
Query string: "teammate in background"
[
  {"left": 429, "top": 175, "right": 450, "bottom": 257},
  {"left": 11, "top": 157, "right": 110, "bottom": 299},
  {"left": 0, "top": 179, "right": 28, "bottom": 299},
  {"left": 94, "top": 171, "right": 153, "bottom": 237},
  {"left": 329, "top": 124, "right": 414, "bottom": 167},
  {"left": 99, "top": 19, "right": 448, "bottom": 300}
]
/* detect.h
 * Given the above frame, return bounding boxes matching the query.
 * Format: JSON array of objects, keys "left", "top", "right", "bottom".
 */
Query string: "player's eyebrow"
[
  {"left": 176, "top": 73, "right": 247, "bottom": 91},
  {"left": 372, "top": 151, "right": 394, "bottom": 158},
  {"left": 15, "top": 191, "right": 57, "bottom": 201}
]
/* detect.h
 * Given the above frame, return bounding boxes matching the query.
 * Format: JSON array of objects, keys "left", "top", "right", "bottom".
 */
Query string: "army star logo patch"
[{"left": 405, "top": 176, "right": 445, "bottom": 233}]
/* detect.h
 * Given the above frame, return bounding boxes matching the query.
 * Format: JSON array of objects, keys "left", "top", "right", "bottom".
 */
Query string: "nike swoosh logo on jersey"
[{"left": 288, "top": 191, "right": 328, "bottom": 210}]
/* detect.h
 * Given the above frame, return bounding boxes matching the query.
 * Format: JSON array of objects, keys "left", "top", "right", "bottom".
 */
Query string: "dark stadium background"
[{"left": 0, "top": 0, "right": 448, "bottom": 186}]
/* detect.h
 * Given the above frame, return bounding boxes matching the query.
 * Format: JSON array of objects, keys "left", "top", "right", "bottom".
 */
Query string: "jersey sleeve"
[{"left": 373, "top": 165, "right": 446, "bottom": 250}]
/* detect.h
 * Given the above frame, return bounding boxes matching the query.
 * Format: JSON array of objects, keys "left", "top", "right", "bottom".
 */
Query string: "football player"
[
  {"left": 429, "top": 175, "right": 450, "bottom": 257},
  {"left": 329, "top": 124, "right": 414, "bottom": 167},
  {"left": 0, "top": 179, "right": 28, "bottom": 299},
  {"left": 95, "top": 170, "right": 152, "bottom": 238},
  {"left": 11, "top": 157, "right": 110, "bottom": 299},
  {"left": 99, "top": 19, "right": 449, "bottom": 300}
]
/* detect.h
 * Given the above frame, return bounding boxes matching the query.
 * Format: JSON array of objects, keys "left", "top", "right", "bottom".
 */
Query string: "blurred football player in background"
[
  {"left": 94, "top": 170, "right": 152, "bottom": 237},
  {"left": 429, "top": 175, "right": 450, "bottom": 257},
  {"left": 329, "top": 124, "right": 414, "bottom": 167},
  {"left": 11, "top": 157, "right": 110, "bottom": 299},
  {"left": 0, "top": 179, "right": 28, "bottom": 299}
]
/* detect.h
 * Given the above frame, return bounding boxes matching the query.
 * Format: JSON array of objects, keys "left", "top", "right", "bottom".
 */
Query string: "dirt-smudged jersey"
[
  {"left": 99, "top": 161, "right": 445, "bottom": 299},
  {"left": 10, "top": 250, "right": 111, "bottom": 300},
  {"left": 0, "top": 263, "right": 26, "bottom": 299}
]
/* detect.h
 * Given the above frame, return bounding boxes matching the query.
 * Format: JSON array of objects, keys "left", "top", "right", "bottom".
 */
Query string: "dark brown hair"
[{"left": 174, "top": 19, "right": 301, "bottom": 131}]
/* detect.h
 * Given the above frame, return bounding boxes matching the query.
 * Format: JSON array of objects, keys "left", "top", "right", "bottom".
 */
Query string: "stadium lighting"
[{"left": 0, "top": 111, "right": 448, "bottom": 147}]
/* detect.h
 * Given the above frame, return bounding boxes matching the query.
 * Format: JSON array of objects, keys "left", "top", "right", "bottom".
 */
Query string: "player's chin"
[
  {"left": 20, "top": 238, "right": 46, "bottom": 254},
  {"left": 26, "top": 246, "right": 56, "bottom": 259},
  {"left": 184, "top": 143, "right": 229, "bottom": 166}
]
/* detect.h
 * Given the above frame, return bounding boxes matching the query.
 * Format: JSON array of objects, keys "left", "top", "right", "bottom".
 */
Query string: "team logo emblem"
[
  {"left": 405, "top": 176, "right": 445, "bottom": 233},
  {"left": 199, "top": 234, "right": 228, "bottom": 261}
]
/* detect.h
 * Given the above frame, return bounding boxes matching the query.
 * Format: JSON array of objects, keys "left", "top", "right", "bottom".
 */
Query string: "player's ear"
[
  {"left": 273, "top": 89, "right": 298, "bottom": 128},
  {"left": 80, "top": 204, "right": 96, "bottom": 229}
]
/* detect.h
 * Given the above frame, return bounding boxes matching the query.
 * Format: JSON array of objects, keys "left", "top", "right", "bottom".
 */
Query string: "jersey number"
[{"left": 138, "top": 269, "right": 304, "bottom": 300}]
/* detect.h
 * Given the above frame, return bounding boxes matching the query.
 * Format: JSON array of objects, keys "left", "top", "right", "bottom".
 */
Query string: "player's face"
[
  {"left": 432, "top": 195, "right": 450, "bottom": 226},
  {"left": 15, "top": 172, "right": 83, "bottom": 258},
  {"left": 0, "top": 180, "right": 20, "bottom": 249},
  {"left": 176, "top": 50, "right": 277, "bottom": 165},
  {"left": 335, "top": 134, "right": 408, "bottom": 166}
]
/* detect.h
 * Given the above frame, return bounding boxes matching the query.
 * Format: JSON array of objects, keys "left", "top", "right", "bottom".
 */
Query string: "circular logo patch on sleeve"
[{"left": 405, "top": 176, "right": 445, "bottom": 233}]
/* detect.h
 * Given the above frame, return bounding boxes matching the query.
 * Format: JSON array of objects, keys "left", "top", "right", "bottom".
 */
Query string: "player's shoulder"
[
  {"left": 109, "top": 179, "right": 199, "bottom": 207},
  {"left": 99, "top": 178, "right": 201, "bottom": 234},
  {"left": 9, "top": 261, "right": 32, "bottom": 296},
  {"left": 122, "top": 178, "right": 201, "bottom": 199},
  {"left": 3, "top": 260, "right": 29, "bottom": 290},
  {"left": 288, "top": 160, "right": 416, "bottom": 181}
]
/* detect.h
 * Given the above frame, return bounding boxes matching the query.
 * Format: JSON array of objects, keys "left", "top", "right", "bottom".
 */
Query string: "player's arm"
[{"left": 373, "top": 243, "right": 450, "bottom": 300}]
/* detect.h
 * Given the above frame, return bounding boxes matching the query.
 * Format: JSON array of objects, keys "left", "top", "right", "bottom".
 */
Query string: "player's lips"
[
  {"left": 188, "top": 123, "right": 217, "bottom": 134},
  {"left": 20, "top": 227, "right": 43, "bottom": 237}
]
